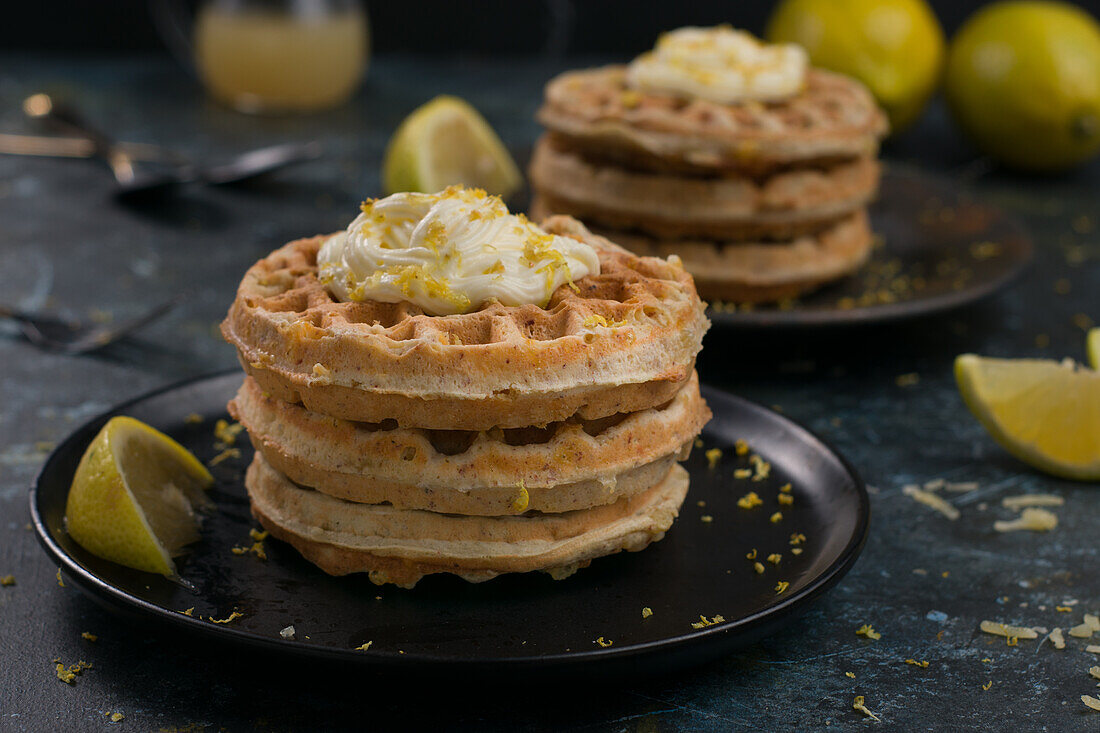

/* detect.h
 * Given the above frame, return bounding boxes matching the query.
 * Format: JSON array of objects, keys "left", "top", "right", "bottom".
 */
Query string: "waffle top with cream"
[
  {"left": 626, "top": 26, "right": 808, "bottom": 104},
  {"left": 317, "top": 186, "right": 601, "bottom": 315}
]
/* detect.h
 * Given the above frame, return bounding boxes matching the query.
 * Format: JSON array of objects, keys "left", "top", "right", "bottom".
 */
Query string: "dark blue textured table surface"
[{"left": 1, "top": 55, "right": 1098, "bottom": 732}]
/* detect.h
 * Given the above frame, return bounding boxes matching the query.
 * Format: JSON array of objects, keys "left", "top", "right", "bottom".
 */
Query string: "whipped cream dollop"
[
  {"left": 317, "top": 186, "right": 601, "bottom": 316},
  {"left": 626, "top": 25, "right": 808, "bottom": 104}
]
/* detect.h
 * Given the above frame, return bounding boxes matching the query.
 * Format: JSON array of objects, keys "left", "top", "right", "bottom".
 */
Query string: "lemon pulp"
[
  {"left": 382, "top": 95, "right": 522, "bottom": 199},
  {"left": 955, "top": 354, "right": 1100, "bottom": 480},
  {"left": 65, "top": 416, "right": 214, "bottom": 576}
]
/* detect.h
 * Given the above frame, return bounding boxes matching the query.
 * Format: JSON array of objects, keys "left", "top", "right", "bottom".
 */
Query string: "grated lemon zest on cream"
[
  {"left": 319, "top": 186, "right": 600, "bottom": 315},
  {"left": 626, "top": 25, "right": 808, "bottom": 104}
]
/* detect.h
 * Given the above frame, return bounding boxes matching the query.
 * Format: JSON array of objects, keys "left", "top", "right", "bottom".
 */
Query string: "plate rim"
[
  {"left": 707, "top": 165, "right": 1033, "bottom": 329},
  {"left": 30, "top": 370, "right": 870, "bottom": 671}
]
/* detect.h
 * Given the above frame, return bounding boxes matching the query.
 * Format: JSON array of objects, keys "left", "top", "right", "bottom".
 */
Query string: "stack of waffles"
[
  {"left": 221, "top": 215, "right": 710, "bottom": 588},
  {"left": 529, "top": 30, "right": 889, "bottom": 304}
]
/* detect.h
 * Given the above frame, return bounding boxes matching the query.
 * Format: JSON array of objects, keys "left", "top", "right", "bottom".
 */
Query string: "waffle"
[
  {"left": 529, "top": 134, "right": 880, "bottom": 241},
  {"left": 533, "top": 207, "right": 874, "bottom": 304},
  {"left": 221, "top": 216, "right": 709, "bottom": 431},
  {"left": 229, "top": 371, "right": 707, "bottom": 515},
  {"left": 538, "top": 66, "right": 887, "bottom": 176},
  {"left": 247, "top": 453, "right": 689, "bottom": 588}
]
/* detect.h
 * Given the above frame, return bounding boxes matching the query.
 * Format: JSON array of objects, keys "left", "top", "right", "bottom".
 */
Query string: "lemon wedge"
[
  {"left": 65, "top": 416, "right": 214, "bottom": 576},
  {"left": 955, "top": 354, "right": 1100, "bottom": 480},
  {"left": 382, "top": 95, "right": 522, "bottom": 199},
  {"left": 1088, "top": 328, "right": 1100, "bottom": 370}
]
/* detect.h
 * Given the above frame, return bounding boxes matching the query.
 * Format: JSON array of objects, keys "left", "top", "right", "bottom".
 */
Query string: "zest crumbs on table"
[
  {"left": 181, "top": 607, "right": 194, "bottom": 616},
  {"left": 753, "top": 562, "right": 766, "bottom": 575},
  {"left": 0, "top": 575, "right": 14, "bottom": 586},
  {"left": 208, "top": 611, "right": 243, "bottom": 625},
  {"left": 778, "top": 493, "right": 794, "bottom": 506},
  {"left": 355, "top": 641, "right": 373, "bottom": 651},
  {"left": 53, "top": 659, "right": 92, "bottom": 685},
  {"left": 80, "top": 632, "right": 97, "bottom": 642},
  {"left": 895, "top": 372, "right": 920, "bottom": 387},
  {"left": 594, "top": 637, "right": 613, "bottom": 647},
  {"left": 213, "top": 419, "right": 244, "bottom": 448},
  {"left": 902, "top": 485, "right": 959, "bottom": 520},
  {"left": 980, "top": 620, "right": 1038, "bottom": 642},
  {"left": 208, "top": 447, "right": 241, "bottom": 467},
  {"left": 790, "top": 533, "right": 806, "bottom": 545},
  {"left": 232, "top": 528, "right": 270, "bottom": 559},
  {"left": 845, "top": 671, "right": 856, "bottom": 678},
  {"left": 904, "top": 659, "right": 929, "bottom": 668},
  {"left": 56, "top": 568, "right": 64, "bottom": 587},
  {"left": 769, "top": 512, "right": 783, "bottom": 523},
  {"left": 642, "top": 607, "right": 653, "bottom": 619},
  {"left": 734, "top": 440, "right": 750, "bottom": 456},
  {"left": 767, "top": 553, "right": 782, "bottom": 565},
  {"left": 852, "top": 695, "right": 880, "bottom": 722},
  {"left": 774, "top": 581, "right": 789, "bottom": 594},
  {"left": 983, "top": 681, "right": 993, "bottom": 691},
  {"left": 733, "top": 468, "right": 752, "bottom": 479},
  {"left": 994, "top": 508, "right": 1058, "bottom": 533},
  {"left": 856, "top": 624, "right": 881, "bottom": 640},
  {"left": 705, "top": 448, "right": 722, "bottom": 469},
  {"left": 700, "top": 515, "right": 713, "bottom": 523},
  {"left": 746, "top": 548, "right": 757, "bottom": 559},
  {"left": 184, "top": 413, "right": 203, "bottom": 425}
]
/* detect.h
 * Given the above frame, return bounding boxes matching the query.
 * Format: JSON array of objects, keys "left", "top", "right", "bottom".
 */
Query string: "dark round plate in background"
[
  {"left": 31, "top": 372, "right": 868, "bottom": 679},
  {"left": 708, "top": 165, "right": 1033, "bottom": 328}
]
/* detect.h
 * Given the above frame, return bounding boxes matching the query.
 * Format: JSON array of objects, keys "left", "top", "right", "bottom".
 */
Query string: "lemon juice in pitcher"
[{"left": 195, "top": 0, "right": 369, "bottom": 113}]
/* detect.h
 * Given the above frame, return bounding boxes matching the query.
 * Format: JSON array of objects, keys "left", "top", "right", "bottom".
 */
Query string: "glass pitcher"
[{"left": 154, "top": 0, "right": 370, "bottom": 114}]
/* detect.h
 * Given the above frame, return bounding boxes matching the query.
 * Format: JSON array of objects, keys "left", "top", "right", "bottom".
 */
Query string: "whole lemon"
[
  {"left": 945, "top": 1, "right": 1100, "bottom": 172},
  {"left": 766, "top": 0, "right": 945, "bottom": 132}
]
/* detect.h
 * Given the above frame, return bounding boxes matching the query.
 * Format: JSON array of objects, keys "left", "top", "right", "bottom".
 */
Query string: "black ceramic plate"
[
  {"left": 32, "top": 372, "right": 868, "bottom": 678},
  {"left": 708, "top": 165, "right": 1032, "bottom": 328}
]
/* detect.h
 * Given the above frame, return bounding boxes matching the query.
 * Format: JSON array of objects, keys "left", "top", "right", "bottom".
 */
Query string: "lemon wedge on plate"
[
  {"left": 1088, "top": 328, "right": 1100, "bottom": 370},
  {"left": 382, "top": 95, "right": 522, "bottom": 199},
  {"left": 65, "top": 416, "right": 214, "bottom": 576},
  {"left": 955, "top": 354, "right": 1100, "bottom": 480}
]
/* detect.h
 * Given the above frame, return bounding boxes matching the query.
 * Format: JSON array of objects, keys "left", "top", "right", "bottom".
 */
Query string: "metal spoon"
[
  {"left": 23, "top": 93, "right": 183, "bottom": 201},
  {"left": 22, "top": 94, "right": 324, "bottom": 197}
]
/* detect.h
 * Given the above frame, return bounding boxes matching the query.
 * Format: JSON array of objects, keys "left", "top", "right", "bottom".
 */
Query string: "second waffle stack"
[{"left": 529, "top": 26, "right": 889, "bottom": 304}]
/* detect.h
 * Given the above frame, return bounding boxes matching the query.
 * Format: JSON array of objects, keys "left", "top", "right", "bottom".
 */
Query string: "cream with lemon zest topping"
[
  {"left": 317, "top": 186, "right": 600, "bottom": 315},
  {"left": 626, "top": 26, "right": 808, "bottom": 104}
]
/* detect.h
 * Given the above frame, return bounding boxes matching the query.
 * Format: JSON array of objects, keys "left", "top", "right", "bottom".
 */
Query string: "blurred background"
[{"left": 6, "top": 0, "right": 1100, "bottom": 55}]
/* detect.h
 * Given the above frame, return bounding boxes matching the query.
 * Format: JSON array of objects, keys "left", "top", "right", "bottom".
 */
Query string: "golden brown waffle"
[
  {"left": 229, "top": 372, "right": 708, "bottom": 516},
  {"left": 529, "top": 135, "right": 879, "bottom": 241},
  {"left": 542, "top": 208, "right": 874, "bottom": 304},
  {"left": 247, "top": 453, "right": 688, "bottom": 588},
  {"left": 221, "top": 216, "right": 709, "bottom": 431},
  {"left": 538, "top": 66, "right": 888, "bottom": 176}
]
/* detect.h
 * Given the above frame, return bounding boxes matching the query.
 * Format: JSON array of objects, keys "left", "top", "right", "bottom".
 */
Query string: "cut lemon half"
[
  {"left": 65, "top": 416, "right": 214, "bottom": 576},
  {"left": 382, "top": 95, "right": 522, "bottom": 199},
  {"left": 955, "top": 354, "right": 1100, "bottom": 481},
  {"left": 1088, "top": 328, "right": 1100, "bottom": 370}
]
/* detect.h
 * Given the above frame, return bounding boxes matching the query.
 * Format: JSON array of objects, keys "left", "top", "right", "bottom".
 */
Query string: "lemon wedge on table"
[
  {"left": 382, "top": 95, "right": 523, "bottom": 199},
  {"left": 955, "top": 354, "right": 1100, "bottom": 481},
  {"left": 65, "top": 416, "right": 213, "bottom": 576}
]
